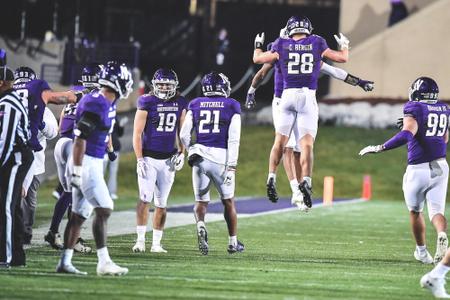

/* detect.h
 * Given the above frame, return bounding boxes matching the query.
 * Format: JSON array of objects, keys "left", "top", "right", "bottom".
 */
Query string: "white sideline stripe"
[{"left": 30, "top": 198, "right": 365, "bottom": 248}]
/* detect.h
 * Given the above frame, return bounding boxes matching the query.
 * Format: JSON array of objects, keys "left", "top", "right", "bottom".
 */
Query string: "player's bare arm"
[
  {"left": 42, "top": 90, "right": 78, "bottom": 105},
  {"left": 253, "top": 32, "right": 279, "bottom": 64},
  {"left": 176, "top": 109, "right": 187, "bottom": 154},
  {"left": 252, "top": 63, "right": 273, "bottom": 89},
  {"left": 133, "top": 109, "right": 147, "bottom": 159}
]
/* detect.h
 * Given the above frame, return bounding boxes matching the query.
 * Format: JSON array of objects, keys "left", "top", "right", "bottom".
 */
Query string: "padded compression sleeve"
[
  {"left": 383, "top": 130, "right": 414, "bottom": 151},
  {"left": 74, "top": 111, "right": 101, "bottom": 139},
  {"left": 320, "top": 62, "right": 348, "bottom": 81},
  {"left": 226, "top": 114, "right": 241, "bottom": 167}
]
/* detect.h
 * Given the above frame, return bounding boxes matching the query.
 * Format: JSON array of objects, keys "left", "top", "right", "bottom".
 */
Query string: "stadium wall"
[{"left": 329, "top": 0, "right": 450, "bottom": 100}]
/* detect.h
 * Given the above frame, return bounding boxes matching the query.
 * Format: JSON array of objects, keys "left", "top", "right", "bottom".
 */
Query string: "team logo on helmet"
[
  {"left": 98, "top": 62, "right": 133, "bottom": 99},
  {"left": 151, "top": 68, "right": 179, "bottom": 100},
  {"left": 408, "top": 76, "right": 439, "bottom": 103}
]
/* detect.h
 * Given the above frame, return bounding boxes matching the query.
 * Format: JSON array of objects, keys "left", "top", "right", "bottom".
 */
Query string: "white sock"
[
  {"left": 197, "top": 221, "right": 206, "bottom": 231},
  {"left": 289, "top": 179, "right": 299, "bottom": 194},
  {"left": 152, "top": 229, "right": 163, "bottom": 246},
  {"left": 303, "top": 176, "right": 312, "bottom": 187},
  {"left": 430, "top": 263, "right": 450, "bottom": 279},
  {"left": 62, "top": 249, "right": 73, "bottom": 265},
  {"left": 248, "top": 86, "right": 256, "bottom": 94},
  {"left": 416, "top": 245, "right": 427, "bottom": 253},
  {"left": 97, "top": 247, "right": 112, "bottom": 265},
  {"left": 229, "top": 236, "right": 237, "bottom": 246},
  {"left": 136, "top": 225, "right": 147, "bottom": 242},
  {"left": 267, "top": 173, "right": 276, "bottom": 184}
]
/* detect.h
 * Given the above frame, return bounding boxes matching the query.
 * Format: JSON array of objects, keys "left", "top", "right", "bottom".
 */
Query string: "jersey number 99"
[{"left": 426, "top": 113, "right": 448, "bottom": 137}]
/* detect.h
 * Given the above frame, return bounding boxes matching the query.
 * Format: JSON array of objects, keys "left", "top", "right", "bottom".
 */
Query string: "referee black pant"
[{"left": 0, "top": 147, "right": 33, "bottom": 266}]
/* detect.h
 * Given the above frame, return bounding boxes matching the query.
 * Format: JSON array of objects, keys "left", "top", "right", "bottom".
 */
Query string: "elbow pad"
[{"left": 74, "top": 111, "right": 101, "bottom": 139}]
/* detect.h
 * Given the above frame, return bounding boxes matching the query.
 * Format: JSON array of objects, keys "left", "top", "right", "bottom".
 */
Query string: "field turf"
[{"left": 0, "top": 200, "right": 440, "bottom": 299}]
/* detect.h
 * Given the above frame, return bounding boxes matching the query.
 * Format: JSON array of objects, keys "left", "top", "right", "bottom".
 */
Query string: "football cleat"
[
  {"left": 434, "top": 232, "right": 448, "bottom": 265},
  {"left": 74, "top": 238, "right": 92, "bottom": 253},
  {"left": 227, "top": 240, "right": 245, "bottom": 254},
  {"left": 414, "top": 249, "right": 434, "bottom": 264},
  {"left": 291, "top": 191, "right": 309, "bottom": 212},
  {"left": 97, "top": 261, "right": 128, "bottom": 276},
  {"left": 150, "top": 245, "right": 168, "bottom": 253},
  {"left": 44, "top": 231, "right": 64, "bottom": 250},
  {"left": 132, "top": 241, "right": 146, "bottom": 252},
  {"left": 56, "top": 261, "right": 87, "bottom": 275},
  {"left": 266, "top": 178, "right": 279, "bottom": 203},
  {"left": 420, "top": 273, "right": 450, "bottom": 298},
  {"left": 197, "top": 225, "right": 209, "bottom": 255},
  {"left": 299, "top": 180, "right": 313, "bottom": 208}
]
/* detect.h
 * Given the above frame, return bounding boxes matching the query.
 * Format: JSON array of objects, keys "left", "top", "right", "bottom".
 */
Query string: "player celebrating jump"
[{"left": 252, "top": 16, "right": 350, "bottom": 208}]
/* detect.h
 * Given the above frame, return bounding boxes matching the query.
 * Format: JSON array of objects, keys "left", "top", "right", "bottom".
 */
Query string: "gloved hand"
[
  {"left": 137, "top": 158, "right": 148, "bottom": 178},
  {"left": 245, "top": 92, "right": 256, "bottom": 109},
  {"left": 358, "top": 80, "right": 374, "bottom": 92},
  {"left": 71, "top": 165, "right": 82, "bottom": 189},
  {"left": 223, "top": 166, "right": 236, "bottom": 186},
  {"left": 359, "top": 145, "right": 384, "bottom": 156},
  {"left": 254, "top": 32, "right": 265, "bottom": 50},
  {"left": 171, "top": 152, "right": 185, "bottom": 171},
  {"left": 334, "top": 33, "right": 350, "bottom": 50},
  {"left": 396, "top": 117, "right": 403, "bottom": 130},
  {"left": 108, "top": 151, "right": 118, "bottom": 161}
]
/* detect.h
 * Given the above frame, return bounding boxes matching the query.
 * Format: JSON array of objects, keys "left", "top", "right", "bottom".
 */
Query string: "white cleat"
[
  {"left": 435, "top": 232, "right": 448, "bottom": 265},
  {"left": 97, "top": 261, "right": 129, "bottom": 276},
  {"left": 414, "top": 249, "right": 434, "bottom": 264},
  {"left": 150, "top": 245, "right": 168, "bottom": 253},
  {"left": 132, "top": 241, "right": 146, "bottom": 253},
  {"left": 291, "top": 192, "right": 309, "bottom": 212},
  {"left": 56, "top": 260, "right": 87, "bottom": 275},
  {"left": 420, "top": 273, "right": 450, "bottom": 298}
]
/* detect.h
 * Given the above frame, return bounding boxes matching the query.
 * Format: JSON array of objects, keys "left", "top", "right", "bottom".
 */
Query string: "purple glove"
[
  {"left": 245, "top": 92, "right": 256, "bottom": 109},
  {"left": 358, "top": 80, "right": 374, "bottom": 92}
]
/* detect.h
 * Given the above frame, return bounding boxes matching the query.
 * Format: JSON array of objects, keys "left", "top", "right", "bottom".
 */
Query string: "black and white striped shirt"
[{"left": 0, "top": 89, "right": 29, "bottom": 167}]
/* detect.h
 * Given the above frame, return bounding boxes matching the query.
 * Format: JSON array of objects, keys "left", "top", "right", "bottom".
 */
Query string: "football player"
[
  {"left": 44, "top": 63, "right": 103, "bottom": 252},
  {"left": 360, "top": 77, "right": 448, "bottom": 268},
  {"left": 132, "top": 68, "right": 187, "bottom": 253},
  {"left": 56, "top": 62, "right": 133, "bottom": 275},
  {"left": 180, "top": 72, "right": 243, "bottom": 255},
  {"left": 13, "top": 67, "right": 81, "bottom": 244},
  {"left": 252, "top": 16, "right": 350, "bottom": 209},
  {"left": 247, "top": 27, "right": 373, "bottom": 208}
]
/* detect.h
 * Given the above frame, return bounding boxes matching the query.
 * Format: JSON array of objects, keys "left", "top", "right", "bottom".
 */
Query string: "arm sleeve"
[
  {"left": 40, "top": 107, "right": 58, "bottom": 140},
  {"left": 383, "top": 130, "right": 414, "bottom": 151},
  {"left": 320, "top": 62, "right": 348, "bottom": 81},
  {"left": 74, "top": 111, "right": 102, "bottom": 139},
  {"left": 227, "top": 114, "right": 241, "bottom": 167},
  {"left": 180, "top": 110, "right": 193, "bottom": 149}
]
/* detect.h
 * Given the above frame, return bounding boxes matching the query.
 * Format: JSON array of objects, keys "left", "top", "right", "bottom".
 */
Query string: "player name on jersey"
[{"left": 200, "top": 101, "right": 225, "bottom": 108}]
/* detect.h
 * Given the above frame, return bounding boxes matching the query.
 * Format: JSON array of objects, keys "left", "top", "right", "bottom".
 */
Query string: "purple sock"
[{"left": 49, "top": 192, "right": 72, "bottom": 233}]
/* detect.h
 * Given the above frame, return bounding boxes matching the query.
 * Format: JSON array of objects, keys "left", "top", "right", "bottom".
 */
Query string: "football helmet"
[
  {"left": 201, "top": 72, "right": 231, "bottom": 98},
  {"left": 408, "top": 77, "right": 439, "bottom": 103},
  {"left": 286, "top": 15, "right": 313, "bottom": 36},
  {"left": 80, "top": 63, "right": 103, "bottom": 88},
  {"left": 98, "top": 62, "right": 133, "bottom": 99},
  {"left": 14, "top": 66, "right": 37, "bottom": 84},
  {"left": 151, "top": 68, "right": 178, "bottom": 100}
]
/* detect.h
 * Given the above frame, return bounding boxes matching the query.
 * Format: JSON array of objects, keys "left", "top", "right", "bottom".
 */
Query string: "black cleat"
[
  {"left": 197, "top": 226, "right": 209, "bottom": 255},
  {"left": 44, "top": 231, "right": 64, "bottom": 250},
  {"left": 227, "top": 240, "right": 245, "bottom": 254},
  {"left": 266, "top": 178, "right": 279, "bottom": 203},
  {"left": 299, "top": 180, "right": 313, "bottom": 208}
]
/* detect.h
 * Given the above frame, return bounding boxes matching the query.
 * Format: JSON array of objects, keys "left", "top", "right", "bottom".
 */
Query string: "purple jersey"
[
  {"left": 270, "top": 41, "right": 284, "bottom": 98},
  {"left": 188, "top": 96, "right": 241, "bottom": 149},
  {"left": 137, "top": 94, "right": 188, "bottom": 157},
  {"left": 404, "top": 101, "right": 449, "bottom": 164},
  {"left": 75, "top": 92, "right": 116, "bottom": 159},
  {"left": 13, "top": 79, "right": 51, "bottom": 151},
  {"left": 271, "top": 35, "right": 328, "bottom": 90}
]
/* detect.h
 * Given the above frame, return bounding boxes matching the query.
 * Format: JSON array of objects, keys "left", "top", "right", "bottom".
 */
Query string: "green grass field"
[
  {"left": 0, "top": 200, "right": 440, "bottom": 300},
  {"left": 5, "top": 125, "right": 446, "bottom": 300}
]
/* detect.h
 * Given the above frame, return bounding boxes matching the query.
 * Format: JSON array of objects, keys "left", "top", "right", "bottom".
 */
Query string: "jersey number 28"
[{"left": 288, "top": 53, "right": 313, "bottom": 75}]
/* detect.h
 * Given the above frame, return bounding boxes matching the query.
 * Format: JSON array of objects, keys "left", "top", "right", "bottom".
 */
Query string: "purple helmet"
[
  {"left": 98, "top": 62, "right": 133, "bottom": 99},
  {"left": 201, "top": 72, "right": 231, "bottom": 98},
  {"left": 151, "top": 68, "right": 178, "bottom": 100},
  {"left": 14, "top": 66, "right": 37, "bottom": 84},
  {"left": 408, "top": 77, "right": 439, "bottom": 102},
  {"left": 80, "top": 63, "right": 104, "bottom": 88},
  {"left": 286, "top": 15, "right": 313, "bottom": 36}
]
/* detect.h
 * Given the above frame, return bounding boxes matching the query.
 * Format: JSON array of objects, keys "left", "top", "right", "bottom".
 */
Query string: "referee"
[{"left": 0, "top": 66, "right": 34, "bottom": 268}]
